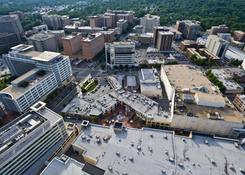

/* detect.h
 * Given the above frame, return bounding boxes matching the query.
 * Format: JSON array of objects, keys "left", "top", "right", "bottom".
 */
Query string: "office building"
[
  {"left": 27, "top": 32, "right": 59, "bottom": 52},
  {"left": 140, "top": 14, "right": 160, "bottom": 33},
  {"left": 206, "top": 34, "right": 229, "bottom": 59},
  {"left": 176, "top": 20, "right": 200, "bottom": 40},
  {"left": 105, "top": 42, "right": 137, "bottom": 68},
  {"left": 0, "top": 101, "right": 68, "bottom": 175},
  {"left": 139, "top": 68, "right": 162, "bottom": 97},
  {"left": 0, "top": 33, "right": 19, "bottom": 50},
  {"left": 156, "top": 31, "right": 174, "bottom": 51},
  {"left": 208, "top": 24, "right": 229, "bottom": 35},
  {"left": 81, "top": 33, "right": 105, "bottom": 60},
  {"left": 233, "top": 95, "right": 245, "bottom": 112},
  {"left": 41, "top": 154, "right": 105, "bottom": 175},
  {"left": 116, "top": 19, "right": 128, "bottom": 34},
  {"left": 0, "top": 68, "right": 58, "bottom": 112},
  {"left": 0, "top": 15, "right": 24, "bottom": 41},
  {"left": 1, "top": 44, "right": 72, "bottom": 112},
  {"left": 42, "top": 14, "right": 70, "bottom": 30},
  {"left": 62, "top": 33, "right": 82, "bottom": 57},
  {"left": 233, "top": 31, "right": 245, "bottom": 42}
]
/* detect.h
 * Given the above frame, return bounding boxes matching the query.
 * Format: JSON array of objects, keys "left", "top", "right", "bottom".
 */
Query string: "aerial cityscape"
[{"left": 0, "top": 0, "right": 245, "bottom": 174}]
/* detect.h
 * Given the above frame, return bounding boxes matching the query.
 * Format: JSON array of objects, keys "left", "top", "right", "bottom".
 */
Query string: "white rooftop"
[{"left": 73, "top": 124, "right": 245, "bottom": 175}]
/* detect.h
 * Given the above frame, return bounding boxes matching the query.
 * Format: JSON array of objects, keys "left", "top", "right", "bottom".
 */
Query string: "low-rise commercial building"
[
  {"left": 41, "top": 154, "right": 105, "bottom": 175},
  {"left": 211, "top": 69, "right": 244, "bottom": 94},
  {"left": 72, "top": 123, "right": 245, "bottom": 175},
  {"left": 0, "top": 101, "right": 68, "bottom": 175},
  {"left": 139, "top": 68, "right": 162, "bottom": 97}
]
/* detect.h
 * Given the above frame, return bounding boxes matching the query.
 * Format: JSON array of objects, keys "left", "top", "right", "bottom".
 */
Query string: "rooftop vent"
[{"left": 81, "top": 120, "right": 90, "bottom": 127}]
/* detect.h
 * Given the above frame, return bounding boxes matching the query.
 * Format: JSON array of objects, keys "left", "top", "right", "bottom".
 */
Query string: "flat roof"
[
  {"left": 126, "top": 76, "right": 137, "bottom": 87},
  {"left": 110, "top": 90, "right": 170, "bottom": 123},
  {"left": 163, "top": 65, "right": 215, "bottom": 94},
  {"left": 73, "top": 124, "right": 245, "bottom": 175},
  {"left": 0, "top": 103, "right": 62, "bottom": 165},
  {"left": 28, "top": 32, "right": 55, "bottom": 41},
  {"left": 41, "top": 155, "right": 90, "bottom": 175},
  {"left": 139, "top": 68, "right": 156, "bottom": 81},
  {"left": 225, "top": 46, "right": 245, "bottom": 61},
  {"left": 1, "top": 69, "right": 53, "bottom": 99}
]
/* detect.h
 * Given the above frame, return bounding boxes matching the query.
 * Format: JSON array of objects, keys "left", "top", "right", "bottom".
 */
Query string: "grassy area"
[
  {"left": 206, "top": 70, "right": 226, "bottom": 93},
  {"left": 0, "top": 75, "right": 12, "bottom": 90},
  {"left": 190, "top": 54, "right": 217, "bottom": 67},
  {"left": 81, "top": 79, "right": 98, "bottom": 93}
]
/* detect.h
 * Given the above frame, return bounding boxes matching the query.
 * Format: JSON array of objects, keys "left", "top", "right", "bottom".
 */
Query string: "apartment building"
[
  {"left": 233, "top": 95, "right": 245, "bottom": 112},
  {"left": 81, "top": 33, "right": 105, "bottom": 60},
  {"left": 176, "top": 20, "right": 200, "bottom": 40},
  {"left": 140, "top": 14, "right": 160, "bottom": 33}
]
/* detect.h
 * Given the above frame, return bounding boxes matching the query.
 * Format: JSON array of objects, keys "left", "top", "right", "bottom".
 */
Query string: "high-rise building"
[
  {"left": 233, "top": 31, "right": 245, "bottom": 42},
  {"left": 156, "top": 31, "right": 174, "bottom": 51},
  {"left": 140, "top": 14, "right": 160, "bottom": 33},
  {"left": 205, "top": 35, "right": 229, "bottom": 59},
  {"left": 62, "top": 33, "right": 82, "bottom": 57},
  {"left": 89, "top": 15, "right": 113, "bottom": 28},
  {"left": 27, "top": 32, "right": 59, "bottom": 52},
  {"left": 176, "top": 20, "right": 200, "bottom": 40},
  {"left": 0, "top": 33, "right": 20, "bottom": 50},
  {"left": 208, "top": 24, "right": 229, "bottom": 35},
  {"left": 0, "top": 44, "right": 72, "bottom": 112},
  {"left": 0, "top": 15, "right": 24, "bottom": 41},
  {"left": 42, "top": 14, "right": 70, "bottom": 30},
  {"left": 81, "top": 33, "right": 105, "bottom": 60},
  {"left": 116, "top": 19, "right": 128, "bottom": 34},
  {"left": 0, "top": 101, "right": 68, "bottom": 175},
  {"left": 153, "top": 26, "right": 173, "bottom": 51},
  {"left": 105, "top": 42, "right": 137, "bottom": 68}
]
